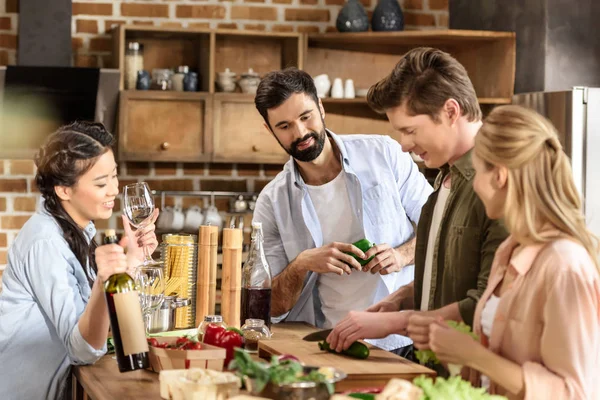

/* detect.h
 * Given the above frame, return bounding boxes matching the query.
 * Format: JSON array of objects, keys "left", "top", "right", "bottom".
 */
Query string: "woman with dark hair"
[{"left": 0, "top": 121, "right": 159, "bottom": 400}]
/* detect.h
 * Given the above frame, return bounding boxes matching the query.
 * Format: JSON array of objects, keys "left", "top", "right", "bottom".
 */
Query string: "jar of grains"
[{"left": 125, "top": 42, "right": 144, "bottom": 90}]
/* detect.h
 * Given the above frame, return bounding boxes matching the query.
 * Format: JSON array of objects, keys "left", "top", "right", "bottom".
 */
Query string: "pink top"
[{"left": 469, "top": 233, "right": 600, "bottom": 400}]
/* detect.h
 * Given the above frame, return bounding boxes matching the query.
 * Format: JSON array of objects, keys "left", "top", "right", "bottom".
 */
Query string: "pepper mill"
[
  {"left": 221, "top": 228, "right": 243, "bottom": 328},
  {"left": 197, "top": 225, "right": 218, "bottom": 326}
]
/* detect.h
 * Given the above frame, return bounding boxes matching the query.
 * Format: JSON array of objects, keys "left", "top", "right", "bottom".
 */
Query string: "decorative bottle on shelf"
[
  {"left": 336, "top": 0, "right": 370, "bottom": 32},
  {"left": 103, "top": 229, "right": 150, "bottom": 373},
  {"left": 372, "top": 0, "right": 404, "bottom": 31},
  {"left": 240, "top": 222, "right": 272, "bottom": 329}
]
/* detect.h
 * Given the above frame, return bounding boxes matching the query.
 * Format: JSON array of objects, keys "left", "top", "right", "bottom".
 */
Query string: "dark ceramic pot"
[
  {"left": 336, "top": 0, "right": 369, "bottom": 32},
  {"left": 372, "top": 0, "right": 404, "bottom": 31}
]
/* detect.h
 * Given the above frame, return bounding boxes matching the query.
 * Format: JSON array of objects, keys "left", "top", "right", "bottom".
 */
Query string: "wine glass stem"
[
  {"left": 144, "top": 311, "right": 150, "bottom": 335},
  {"left": 142, "top": 244, "right": 153, "bottom": 264}
]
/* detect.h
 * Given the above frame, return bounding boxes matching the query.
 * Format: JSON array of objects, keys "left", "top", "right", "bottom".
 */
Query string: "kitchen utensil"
[
  {"left": 147, "top": 296, "right": 191, "bottom": 333},
  {"left": 302, "top": 329, "right": 333, "bottom": 342}
]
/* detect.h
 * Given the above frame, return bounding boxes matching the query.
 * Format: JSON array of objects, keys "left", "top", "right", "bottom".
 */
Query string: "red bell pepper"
[{"left": 201, "top": 323, "right": 244, "bottom": 368}]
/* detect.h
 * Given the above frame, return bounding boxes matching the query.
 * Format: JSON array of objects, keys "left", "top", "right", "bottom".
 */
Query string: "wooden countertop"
[{"left": 72, "top": 322, "right": 317, "bottom": 400}]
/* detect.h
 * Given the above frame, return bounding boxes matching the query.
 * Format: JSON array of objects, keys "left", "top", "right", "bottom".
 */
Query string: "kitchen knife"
[{"left": 302, "top": 329, "right": 333, "bottom": 342}]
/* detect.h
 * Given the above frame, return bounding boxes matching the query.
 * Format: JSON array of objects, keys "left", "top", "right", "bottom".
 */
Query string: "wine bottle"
[
  {"left": 240, "top": 222, "right": 272, "bottom": 329},
  {"left": 103, "top": 229, "right": 149, "bottom": 372}
]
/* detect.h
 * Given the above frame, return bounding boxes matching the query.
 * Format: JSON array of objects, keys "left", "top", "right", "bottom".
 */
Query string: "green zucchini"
[{"left": 318, "top": 340, "right": 370, "bottom": 360}]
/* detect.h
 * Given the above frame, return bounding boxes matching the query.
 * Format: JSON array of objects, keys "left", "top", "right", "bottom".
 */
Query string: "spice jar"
[
  {"left": 125, "top": 42, "right": 144, "bottom": 90},
  {"left": 173, "top": 65, "right": 189, "bottom": 92},
  {"left": 241, "top": 318, "right": 271, "bottom": 353},
  {"left": 151, "top": 68, "right": 173, "bottom": 91},
  {"left": 197, "top": 315, "right": 227, "bottom": 340}
]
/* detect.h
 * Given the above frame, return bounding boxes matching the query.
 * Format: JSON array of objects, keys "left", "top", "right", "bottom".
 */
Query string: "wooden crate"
[{"left": 149, "top": 337, "right": 226, "bottom": 372}]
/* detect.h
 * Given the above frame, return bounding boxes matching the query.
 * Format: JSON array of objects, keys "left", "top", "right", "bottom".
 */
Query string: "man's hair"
[
  {"left": 367, "top": 47, "right": 482, "bottom": 122},
  {"left": 254, "top": 67, "right": 320, "bottom": 129}
]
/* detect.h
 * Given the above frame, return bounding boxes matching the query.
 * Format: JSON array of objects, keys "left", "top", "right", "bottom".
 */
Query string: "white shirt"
[
  {"left": 420, "top": 183, "right": 451, "bottom": 311},
  {"left": 307, "top": 170, "right": 381, "bottom": 329},
  {"left": 480, "top": 294, "right": 501, "bottom": 389}
]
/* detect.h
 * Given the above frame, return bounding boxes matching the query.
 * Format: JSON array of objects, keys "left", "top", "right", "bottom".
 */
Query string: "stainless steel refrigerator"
[{"left": 512, "top": 87, "right": 600, "bottom": 237}]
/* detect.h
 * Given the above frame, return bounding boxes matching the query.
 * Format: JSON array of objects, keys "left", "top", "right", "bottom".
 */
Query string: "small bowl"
[
  {"left": 244, "top": 365, "right": 347, "bottom": 400},
  {"left": 355, "top": 88, "right": 369, "bottom": 97}
]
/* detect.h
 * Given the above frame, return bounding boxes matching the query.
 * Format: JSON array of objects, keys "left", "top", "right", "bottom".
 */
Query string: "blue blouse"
[{"left": 0, "top": 210, "right": 106, "bottom": 399}]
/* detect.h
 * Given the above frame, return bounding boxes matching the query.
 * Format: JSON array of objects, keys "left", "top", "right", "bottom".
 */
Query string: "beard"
[{"left": 283, "top": 128, "right": 327, "bottom": 162}]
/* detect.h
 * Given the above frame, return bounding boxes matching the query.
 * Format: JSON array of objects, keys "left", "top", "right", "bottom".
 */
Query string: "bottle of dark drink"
[
  {"left": 241, "top": 222, "right": 272, "bottom": 328},
  {"left": 102, "top": 229, "right": 150, "bottom": 372}
]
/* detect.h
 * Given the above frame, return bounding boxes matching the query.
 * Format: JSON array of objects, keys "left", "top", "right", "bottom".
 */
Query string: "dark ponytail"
[{"left": 34, "top": 121, "right": 115, "bottom": 287}]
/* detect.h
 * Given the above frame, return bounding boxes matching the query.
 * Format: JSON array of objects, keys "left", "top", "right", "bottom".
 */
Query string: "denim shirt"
[
  {"left": 253, "top": 132, "right": 433, "bottom": 347},
  {"left": 0, "top": 210, "right": 106, "bottom": 400}
]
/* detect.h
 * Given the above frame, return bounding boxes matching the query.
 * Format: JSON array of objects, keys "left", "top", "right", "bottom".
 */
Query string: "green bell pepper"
[{"left": 345, "top": 238, "right": 375, "bottom": 267}]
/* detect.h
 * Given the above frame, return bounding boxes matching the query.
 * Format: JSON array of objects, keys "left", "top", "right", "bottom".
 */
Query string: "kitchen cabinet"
[{"left": 111, "top": 27, "right": 515, "bottom": 165}]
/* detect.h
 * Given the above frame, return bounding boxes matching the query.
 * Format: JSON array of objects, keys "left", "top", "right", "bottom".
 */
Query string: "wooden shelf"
[
  {"left": 322, "top": 96, "right": 512, "bottom": 105},
  {"left": 307, "top": 29, "right": 515, "bottom": 48},
  {"left": 121, "top": 90, "right": 212, "bottom": 101}
]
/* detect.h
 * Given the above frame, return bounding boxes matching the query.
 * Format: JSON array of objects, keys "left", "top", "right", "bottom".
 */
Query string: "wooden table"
[
  {"left": 72, "top": 322, "right": 432, "bottom": 399},
  {"left": 72, "top": 322, "right": 316, "bottom": 400}
]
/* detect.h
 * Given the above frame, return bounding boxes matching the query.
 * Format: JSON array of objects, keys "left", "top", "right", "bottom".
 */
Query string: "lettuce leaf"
[
  {"left": 414, "top": 321, "right": 479, "bottom": 375},
  {"left": 413, "top": 375, "right": 507, "bottom": 400}
]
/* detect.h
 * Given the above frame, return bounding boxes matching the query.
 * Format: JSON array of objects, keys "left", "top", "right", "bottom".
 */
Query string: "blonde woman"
[{"left": 426, "top": 105, "right": 600, "bottom": 399}]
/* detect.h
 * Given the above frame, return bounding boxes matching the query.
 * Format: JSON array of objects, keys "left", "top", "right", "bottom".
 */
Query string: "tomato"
[
  {"left": 147, "top": 338, "right": 159, "bottom": 348},
  {"left": 176, "top": 337, "right": 190, "bottom": 348},
  {"left": 187, "top": 342, "right": 203, "bottom": 350}
]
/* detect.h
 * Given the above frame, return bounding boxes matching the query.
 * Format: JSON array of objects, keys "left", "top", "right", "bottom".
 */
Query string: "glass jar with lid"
[
  {"left": 172, "top": 65, "right": 189, "bottom": 92},
  {"left": 198, "top": 315, "right": 227, "bottom": 340},
  {"left": 240, "top": 319, "right": 271, "bottom": 353},
  {"left": 151, "top": 68, "right": 173, "bottom": 91},
  {"left": 125, "top": 42, "right": 144, "bottom": 90}
]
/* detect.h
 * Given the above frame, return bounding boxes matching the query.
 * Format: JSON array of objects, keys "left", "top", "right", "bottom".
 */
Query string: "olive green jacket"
[{"left": 414, "top": 150, "right": 508, "bottom": 325}]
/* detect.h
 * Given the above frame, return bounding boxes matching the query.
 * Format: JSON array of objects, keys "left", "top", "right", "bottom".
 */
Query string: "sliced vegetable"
[
  {"left": 276, "top": 354, "right": 300, "bottom": 363},
  {"left": 318, "top": 340, "right": 370, "bottom": 360}
]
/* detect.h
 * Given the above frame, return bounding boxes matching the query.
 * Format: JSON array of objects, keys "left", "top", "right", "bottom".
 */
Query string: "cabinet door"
[
  {"left": 118, "top": 91, "right": 211, "bottom": 162},
  {"left": 212, "top": 94, "right": 288, "bottom": 164}
]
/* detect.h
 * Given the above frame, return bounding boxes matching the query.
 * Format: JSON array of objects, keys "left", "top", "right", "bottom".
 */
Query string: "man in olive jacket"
[{"left": 327, "top": 47, "right": 508, "bottom": 356}]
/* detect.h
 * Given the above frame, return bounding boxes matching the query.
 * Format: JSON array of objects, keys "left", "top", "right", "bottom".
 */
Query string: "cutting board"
[{"left": 258, "top": 338, "right": 435, "bottom": 392}]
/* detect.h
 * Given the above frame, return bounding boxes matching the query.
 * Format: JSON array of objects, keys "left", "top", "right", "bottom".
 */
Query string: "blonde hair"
[{"left": 475, "top": 105, "right": 599, "bottom": 269}]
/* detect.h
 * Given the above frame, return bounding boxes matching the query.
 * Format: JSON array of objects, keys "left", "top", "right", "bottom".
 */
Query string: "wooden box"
[{"left": 148, "top": 337, "right": 226, "bottom": 372}]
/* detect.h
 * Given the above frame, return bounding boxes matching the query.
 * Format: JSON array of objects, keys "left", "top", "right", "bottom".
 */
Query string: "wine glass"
[
  {"left": 136, "top": 265, "right": 165, "bottom": 334},
  {"left": 123, "top": 182, "right": 160, "bottom": 267}
]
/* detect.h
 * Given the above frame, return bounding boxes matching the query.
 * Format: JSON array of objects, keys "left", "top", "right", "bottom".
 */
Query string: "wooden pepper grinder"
[
  {"left": 207, "top": 225, "right": 218, "bottom": 316},
  {"left": 221, "top": 227, "right": 243, "bottom": 328},
  {"left": 196, "top": 225, "right": 218, "bottom": 327}
]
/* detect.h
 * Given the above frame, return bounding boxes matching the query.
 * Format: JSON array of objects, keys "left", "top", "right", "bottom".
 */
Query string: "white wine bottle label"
[{"left": 113, "top": 291, "right": 149, "bottom": 356}]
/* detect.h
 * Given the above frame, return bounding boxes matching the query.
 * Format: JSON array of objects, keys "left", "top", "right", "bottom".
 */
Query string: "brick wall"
[
  {"left": 0, "top": 0, "right": 448, "bottom": 67},
  {"left": 0, "top": 159, "right": 282, "bottom": 275}
]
